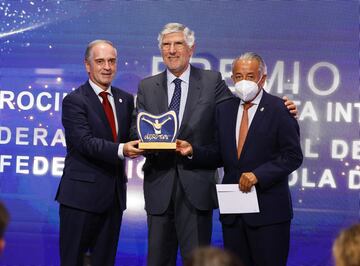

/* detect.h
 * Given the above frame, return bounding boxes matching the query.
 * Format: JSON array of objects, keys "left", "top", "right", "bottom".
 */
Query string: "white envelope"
[{"left": 216, "top": 184, "right": 260, "bottom": 214}]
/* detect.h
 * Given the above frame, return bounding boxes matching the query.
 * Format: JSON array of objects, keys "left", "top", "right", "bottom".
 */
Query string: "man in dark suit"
[
  {"left": 181, "top": 52, "right": 303, "bottom": 266},
  {"left": 56, "top": 40, "right": 142, "bottom": 266},
  {"left": 131, "top": 23, "right": 234, "bottom": 265}
]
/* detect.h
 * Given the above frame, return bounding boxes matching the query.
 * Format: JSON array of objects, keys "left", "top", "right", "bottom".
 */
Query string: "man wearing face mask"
[{"left": 178, "top": 52, "right": 303, "bottom": 266}]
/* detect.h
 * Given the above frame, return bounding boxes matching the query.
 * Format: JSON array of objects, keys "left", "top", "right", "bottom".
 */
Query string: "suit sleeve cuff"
[{"left": 118, "top": 143, "right": 125, "bottom": 160}]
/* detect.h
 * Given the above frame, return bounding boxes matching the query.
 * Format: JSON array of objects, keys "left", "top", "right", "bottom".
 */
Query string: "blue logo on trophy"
[{"left": 137, "top": 110, "right": 178, "bottom": 149}]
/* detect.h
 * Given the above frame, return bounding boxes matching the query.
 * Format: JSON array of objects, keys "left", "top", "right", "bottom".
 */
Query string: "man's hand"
[
  {"left": 239, "top": 172, "right": 258, "bottom": 192},
  {"left": 283, "top": 96, "right": 298, "bottom": 118},
  {"left": 176, "top": 139, "right": 193, "bottom": 156},
  {"left": 124, "top": 140, "right": 144, "bottom": 158}
]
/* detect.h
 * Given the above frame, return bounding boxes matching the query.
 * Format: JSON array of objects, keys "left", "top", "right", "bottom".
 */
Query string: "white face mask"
[{"left": 234, "top": 77, "right": 262, "bottom": 102}]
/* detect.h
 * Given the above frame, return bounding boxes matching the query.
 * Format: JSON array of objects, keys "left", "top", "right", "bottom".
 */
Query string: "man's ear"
[
  {"left": 259, "top": 74, "right": 267, "bottom": 87},
  {"left": 84, "top": 59, "right": 90, "bottom": 74},
  {"left": 189, "top": 44, "right": 195, "bottom": 57}
]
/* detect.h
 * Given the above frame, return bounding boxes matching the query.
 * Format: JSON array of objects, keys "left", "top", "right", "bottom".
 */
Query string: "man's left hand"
[
  {"left": 176, "top": 139, "right": 193, "bottom": 156},
  {"left": 283, "top": 96, "right": 298, "bottom": 118},
  {"left": 239, "top": 172, "right": 258, "bottom": 192}
]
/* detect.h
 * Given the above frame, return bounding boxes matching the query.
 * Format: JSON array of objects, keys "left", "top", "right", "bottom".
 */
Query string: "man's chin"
[
  {"left": 100, "top": 79, "right": 112, "bottom": 85},
  {"left": 167, "top": 64, "right": 181, "bottom": 72},
  {"left": 99, "top": 82, "right": 111, "bottom": 88}
]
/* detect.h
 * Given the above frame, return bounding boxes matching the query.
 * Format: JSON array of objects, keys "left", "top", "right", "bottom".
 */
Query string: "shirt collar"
[
  {"left": 166, "top": 64, "right": 191, "bottom": 84},
  {"left": 89, "top": 79, "right": 113, "bottom": 96}
]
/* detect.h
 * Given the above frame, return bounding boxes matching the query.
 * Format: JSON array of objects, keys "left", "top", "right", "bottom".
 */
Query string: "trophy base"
[{"left": 139, "top": 142, "right": 176, "bottom": 150}]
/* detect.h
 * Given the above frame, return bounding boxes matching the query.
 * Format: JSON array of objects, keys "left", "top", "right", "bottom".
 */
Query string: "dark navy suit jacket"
[
  {"left": 56, "top": 81, "right": 134, "bottom": 213},
  {"left": 193, "top": 90, "right": 303, "bottom": 226}
]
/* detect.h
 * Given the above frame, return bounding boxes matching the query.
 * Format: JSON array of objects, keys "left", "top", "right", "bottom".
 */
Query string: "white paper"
[{"left": 216, "top": 184, "right": 260, "bottom": 214}]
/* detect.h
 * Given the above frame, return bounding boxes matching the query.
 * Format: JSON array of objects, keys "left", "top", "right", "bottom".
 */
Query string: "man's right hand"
[
  {"left": 124, "top": 140, "right": 144, "bottom": 158},
  {"left": 283, "top": 96, "right": 298, "bottom": 118}
]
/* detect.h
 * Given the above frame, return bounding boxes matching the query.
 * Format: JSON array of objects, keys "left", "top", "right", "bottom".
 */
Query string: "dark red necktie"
[{"left": 99, "top": 91, "right": 117, "bottom": 142}]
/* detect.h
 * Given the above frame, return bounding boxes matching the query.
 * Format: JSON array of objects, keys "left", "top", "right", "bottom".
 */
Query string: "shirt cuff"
[{"left": 118, "top": 143, "right": 125, "bottom": 160}]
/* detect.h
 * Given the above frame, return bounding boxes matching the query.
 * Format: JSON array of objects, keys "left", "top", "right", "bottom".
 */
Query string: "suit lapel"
[
  {"left": 84, "top": 82, "right": 115, "bottom": 141},
  {"left": 227, "top": 98, "right": 241, "bottom": 163},
  {"left": 154, "top": 71, "right": 169, "bottom": 114},
  {"left": 240, "top": 90, "right": 269, "bottom": 157},
  {"left": 178, "top": 66, "right": 201, "bottom": 136},
  {"left": 112, "top": 88, "right": 126, "bottom": 142}
]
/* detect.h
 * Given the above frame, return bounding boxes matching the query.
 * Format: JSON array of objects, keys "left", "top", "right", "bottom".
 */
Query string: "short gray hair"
[
  {"left": 232, "top": 52, "right": 267, "bottom": 76},
  {"left": 84, "top": 40, "right": 117, "bottom": 60},
  {"left": 158, "top": 22, "right": 195, "bottom": 50}
]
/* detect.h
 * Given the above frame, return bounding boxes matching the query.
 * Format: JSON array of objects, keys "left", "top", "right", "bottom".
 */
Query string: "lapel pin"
[
  {"left": 260, "top": 107, "right": 264, "bottom": 112},
  {"left": 119, "top": 98, "right": 123, "bottom": 103}
]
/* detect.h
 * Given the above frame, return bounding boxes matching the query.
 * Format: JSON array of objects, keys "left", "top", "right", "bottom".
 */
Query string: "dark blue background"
[{"left": 0, "top": 1, "right": 358, "bottom": 265}]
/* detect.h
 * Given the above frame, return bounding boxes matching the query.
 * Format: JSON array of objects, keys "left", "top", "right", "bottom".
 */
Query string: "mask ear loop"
[{"left": 256, "top": 75, "right": 263, "bottom": 85}]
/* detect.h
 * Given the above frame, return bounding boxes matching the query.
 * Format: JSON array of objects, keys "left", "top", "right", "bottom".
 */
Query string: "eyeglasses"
[{"left": 161, "top": 41, "right": 187, "bottom": 51}]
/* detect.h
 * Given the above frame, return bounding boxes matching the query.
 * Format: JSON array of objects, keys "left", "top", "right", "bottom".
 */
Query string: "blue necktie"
[{"left": 169, "top": 78, "right": 182, "bottom": 117}]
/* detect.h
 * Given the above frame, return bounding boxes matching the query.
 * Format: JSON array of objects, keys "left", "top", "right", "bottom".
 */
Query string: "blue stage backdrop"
[{"left": 0, "top": 1, "right": 358, "bottom": 265}]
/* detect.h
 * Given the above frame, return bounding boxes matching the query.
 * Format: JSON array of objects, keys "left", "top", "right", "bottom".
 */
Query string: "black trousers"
[
  {"left": 222, "top": 217, "right": 290, "bottom": 266},
  {"left": 147, "top": 178, "right": 213, "bottom": 266},
  {"left": 59, "top": 196, "right": 122, "bottom": 266}
]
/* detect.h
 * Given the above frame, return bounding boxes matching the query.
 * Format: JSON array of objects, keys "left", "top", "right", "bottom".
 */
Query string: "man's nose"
[
  {"left": 169, "top": 43, "right": 176, "bottom": 53},
  {"left": 103, "top": 61, "right": 111, "bottom": 69}
]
